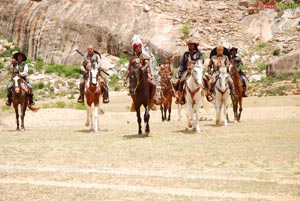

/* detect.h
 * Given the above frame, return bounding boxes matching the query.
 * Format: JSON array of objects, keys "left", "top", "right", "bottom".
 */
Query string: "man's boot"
[
  {"left": 102, "top": 83, "right": 110, "bottom": 104},
  {"left": 28, "top": 93, "right": 35, "bottom": 106},
  {"left": 6, "top": 89, "right": 12, "bottom": 106},
  {"left": 77, "top": 82, "right": 85, "bottom": 103}
]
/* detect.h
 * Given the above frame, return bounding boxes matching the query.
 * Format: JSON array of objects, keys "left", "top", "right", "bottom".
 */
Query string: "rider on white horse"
[
  {"left": 207, "top": 46, "right": 237, "bottom": 101},
  {"left": 176, "top": 37, "right": 204, "bottom": 105}
]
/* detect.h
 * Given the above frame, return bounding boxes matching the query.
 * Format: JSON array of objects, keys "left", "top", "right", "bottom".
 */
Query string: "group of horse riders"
[{"left": 4, "top": 39, "right": 247, "bottom": 109}]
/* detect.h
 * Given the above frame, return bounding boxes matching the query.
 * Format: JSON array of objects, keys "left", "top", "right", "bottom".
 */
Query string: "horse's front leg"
[
  {"left": 177, "top": 104, "right": 182, "bottom": 121},
  {"left": 186, "top": 99, "right": 193, "bottom": 129},
  {"left": 160, "top": 104, "right": 164, "bottom": 122},
  {"left": 238, "top": 97, "right": 243, "bottom": 122},
  {"left": 85, "top": 105, "right": 90, "bottom": 127},
  {"left": 136, "top": 107, "right": 142, "bottom": 135},
  {"left": 144, "top": 105, "right": 150, "bottom": 135},
  {"left": 215, "top": 99, "right": 221, "bottom": 126},
  {"left": 163, "top": 104, "right": 167, "bottom": 122},
  {"left": 93, "top": 106, "right": 99, "bottom": 132},
  {"left": 224, "top": 98, "right": 229, "bottom": 126},
  {"left": 14, "top": 106, "right": 20, "bottom": 130},
  {"left": 193, "top": 102, "right": 200, "bottom": 132},
  {"left": 167, "top": 101, "right": 171, "bottom": 122},
  {"left": 20, "top": 104, "right": 27, "bottom": 131}
]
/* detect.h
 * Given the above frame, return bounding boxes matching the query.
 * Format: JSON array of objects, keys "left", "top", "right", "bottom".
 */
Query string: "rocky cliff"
[{"left": 0, "top": 0, "right": 300, "bottom": 67}]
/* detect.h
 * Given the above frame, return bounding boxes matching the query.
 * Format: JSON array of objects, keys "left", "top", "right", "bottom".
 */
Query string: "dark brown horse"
[
  {"left": 131, "top": 66, "right": 151, "bottom": 135},
  {"left": 158, "top": 74, "right": 175, "bottom": 122},
  {"left": 10, "top": 73, "right": 40, "bottom": 130},
  {"left": 230, "top": 64, "right": 243, "bottom": 122}
]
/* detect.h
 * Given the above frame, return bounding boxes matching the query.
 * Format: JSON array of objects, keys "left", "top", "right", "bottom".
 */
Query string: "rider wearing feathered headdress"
[{"left": 125, "top": 35, "right": 158, "bottom": 112}]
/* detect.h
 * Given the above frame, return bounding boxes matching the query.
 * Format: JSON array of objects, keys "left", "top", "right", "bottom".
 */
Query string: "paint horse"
[
  {"left": 84, "top": 65, "right": 102, "bottom": 132},
  {"left": 10, "top": 72, "right": 40, "bottom": 130},
  {"left": 185, "top": 59, "right": 204, "bottom": 132}
]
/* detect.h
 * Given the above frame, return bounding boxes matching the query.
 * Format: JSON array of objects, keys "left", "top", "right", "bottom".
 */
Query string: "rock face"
[
  {"left": 0, "top": 0, "right": 180, "bottom": 65},
  {"left": 267, "top": 50, "right": 300, "bottom": 76}
]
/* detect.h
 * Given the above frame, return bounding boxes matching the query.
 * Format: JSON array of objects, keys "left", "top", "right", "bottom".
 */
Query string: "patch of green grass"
[
  {"left": 268, "top": 86, "right": 287, "bottom": 96},
  {"left": 257, "top": 63, "right": 267, "bottom": 72},
  {"left": 256, "top": 42, "right": 267, "bottom": 50},
  {"left": 0, "top": 62, "right": 4, "bottom": 69},
  {"left": 261, "top": 76, "right": 274, "bottom": 87},
  {"left": 75, "top": 103, "right": 86, "bottom": 110},
  {"left": 1, "top": 105, "right": 12, "bottom": 111},
  {"left": 294, "top": 171, "right": 300, "bottom": 175},
  {"left": 116, "top": 52, "right": 130, "bottom": 67},
  {"left": 68, "top": 94, "right": 75, "bottom": 99},
  {"left": 42, "top": 101, "right": 67, "bottom": 109},
  {"left": 0, "top": 88, "right": 7, "bottom": 99},
  {"left": 45, "top": 64, "right": 81, "bottom": 78},
  {"left": 109, "top": 74, "right": 124, "bottom": 91},
  {"left": 35, "top": 56, "right": 44, "bottom": 72},
  {"left": 181, "top": 24, "right": 191, "bottom": 36},
  {"left": 32, "top": 81, "right": 45, "bottom": 90}
]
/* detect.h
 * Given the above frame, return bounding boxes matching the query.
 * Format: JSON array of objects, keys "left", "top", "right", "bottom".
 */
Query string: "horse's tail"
[{"left": 27, "top": 103, "right": 41, "bottom": 112}]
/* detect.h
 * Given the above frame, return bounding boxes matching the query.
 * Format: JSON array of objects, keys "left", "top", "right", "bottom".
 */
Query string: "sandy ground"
[{"left": 0, "top": 93, "right": 299, "bottom": 200}]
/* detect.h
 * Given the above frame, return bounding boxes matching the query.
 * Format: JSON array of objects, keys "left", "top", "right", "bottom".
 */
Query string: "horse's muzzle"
[{"left": 15, "top": 87, "right": 20, "bottom": 94}]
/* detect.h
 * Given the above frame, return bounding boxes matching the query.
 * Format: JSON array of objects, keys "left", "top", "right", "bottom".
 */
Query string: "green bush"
[
  {"left": 35, "top": 56, "right": 44, "bottom": 72},
  {"left": 28, "top": 68, "right": 34, "bottom": 75},
  {"left": 0, "top": 62, "right": 4, "bottom": 69},
  {"left": 109, "top": 74, "right": 124, "bottom": 91},
  {"left": 33, "top": 81, "right": 45, "bottom": 90},
  {"left": 261, "top": 76, "right": 273, "bottom": 87},
  {"left": 181, "top": 24, "right": 191, "bottom": 36}
]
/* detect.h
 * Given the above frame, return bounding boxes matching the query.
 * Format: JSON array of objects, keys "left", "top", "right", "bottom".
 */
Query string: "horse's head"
[
  {"left": 217, "top": 66, "right": 230, "bottom": 92},
  {"left": 12, "top": 74, "right": 21, "bottom": 94},
  {"left": 191, "top": 61, "right": 204, "bottom": 86},
  {"left": 89, "top": 66, "right": 99, "bottom": 86}
]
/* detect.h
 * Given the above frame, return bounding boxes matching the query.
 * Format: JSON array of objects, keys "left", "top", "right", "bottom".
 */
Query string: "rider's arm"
[{"left": 19, "top": 63, "right": 28, "bottom": 77}]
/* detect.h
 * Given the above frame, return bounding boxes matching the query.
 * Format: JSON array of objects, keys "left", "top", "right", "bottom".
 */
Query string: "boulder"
[{"left": 266, "top": 50, "right": 300, "bottom": 77}]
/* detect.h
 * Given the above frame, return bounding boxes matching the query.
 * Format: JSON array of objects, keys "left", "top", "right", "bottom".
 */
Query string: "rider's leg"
[
  {"left": 239, "top": 71, "right": 248, "bottom": 97},
  {"left": 6, "top": 82, "right": 13, "bottom": 106},
  {"left": 148, "top": 80, "right": 158, "bottom": 110},
  {"left": 77, "top": 79, "right": 85, "bottom": 103},
  {"left": 101, "top": 82, "right": 110, "bottom": 103},
  {"left": 27, "top": 82, "right": 35, "bottom": 106}
]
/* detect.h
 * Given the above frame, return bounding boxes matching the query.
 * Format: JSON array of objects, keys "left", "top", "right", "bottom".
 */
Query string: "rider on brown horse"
[
  {"left": 158, "top": 56, "right": 177, "bottom": 99},
  {"left": 206, "top": 46, "right": 237, "bottom": 101},
  {"left": 6, "top": 52, "right": 35, "bottom": 106},
  {"left": 125, "top": 42, "right": 158, "bottom": 112},
  {"left": 230, "top": 47, "right": 248, "bottom": 97},
  {"left": 77, "top": 45, "right": 109, "bottom": 104},
  {"left": 175, "top": 37, "right": 204, "bottom": 105}
]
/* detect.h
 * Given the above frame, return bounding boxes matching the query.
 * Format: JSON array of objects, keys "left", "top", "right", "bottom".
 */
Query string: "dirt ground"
[{"left": 0, "top": 92, "right": 299, "bottom": 201}]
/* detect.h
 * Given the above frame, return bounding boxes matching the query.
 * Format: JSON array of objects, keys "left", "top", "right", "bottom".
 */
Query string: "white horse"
[
  {"left": 185, "top": 61, "right": 204, "bottom": 132},
  {"left": 84, "top": 66, "right": 102, "bottom": 132},
  {"left": 214, "top": 66, "right": 231, "bottom": 126}
]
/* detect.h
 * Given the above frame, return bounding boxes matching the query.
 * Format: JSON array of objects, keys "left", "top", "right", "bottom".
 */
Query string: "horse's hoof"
[
  {"left": 144, "top": 132, "right": 149, "bottom": 136},
  {"left": 188, "top": 123, "right": 193, "bottom": 128},
  {"left": 193, "top": 128, "right": 200, "bottom": 132},
  {"left": 85, "top": 122, "right": 89, "bottom": 127}
]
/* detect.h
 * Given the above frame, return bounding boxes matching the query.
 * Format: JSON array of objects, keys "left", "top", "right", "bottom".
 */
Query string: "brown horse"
[
  {"left": 157, "top": 74, "right": 175, "bottom": 122},
  {"left": 11, "top": 73, "right": 40, "bottom": 130},
  {"left": 230, "top": 64, "right": 243, "bottom": 122},
  {"left": 131, "top": 66, "right": 151, "bottom": 135},
  {"left": 84, "top": 66, "right": 102, "bottom": 132}
]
